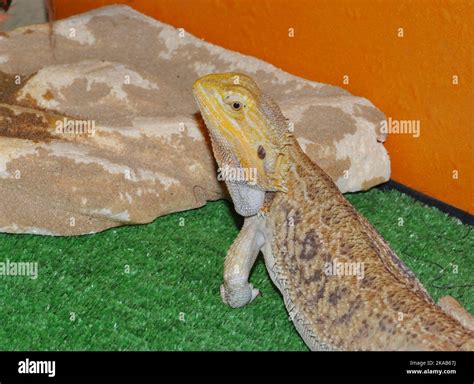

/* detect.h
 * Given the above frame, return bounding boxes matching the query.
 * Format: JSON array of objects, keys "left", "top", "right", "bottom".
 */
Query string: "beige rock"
[{"left": 0, "top": 5, "right": 390, "bottom": 236}]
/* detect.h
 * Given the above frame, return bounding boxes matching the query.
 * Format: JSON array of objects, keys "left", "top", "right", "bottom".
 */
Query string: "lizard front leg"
[{"left": 221, "top": 215, "right": 266, "bottom": 308}]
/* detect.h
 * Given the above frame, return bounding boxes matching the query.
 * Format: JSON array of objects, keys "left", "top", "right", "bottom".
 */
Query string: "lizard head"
[{"left": 193, "top": 72, "right": 292, "bottom": 192}]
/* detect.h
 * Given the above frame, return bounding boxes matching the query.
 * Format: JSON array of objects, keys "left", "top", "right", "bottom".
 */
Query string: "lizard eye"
[
  {"left": 224, "top": 94, "right": 245, "bottom": 112},
  {"left": 231, "top": 102, "right": 242, "bottom": 111}
]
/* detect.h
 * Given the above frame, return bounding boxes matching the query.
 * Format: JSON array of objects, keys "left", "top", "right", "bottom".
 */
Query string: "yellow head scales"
[{"left": 193, "top": 72, "right": 291, "bottom": 192}]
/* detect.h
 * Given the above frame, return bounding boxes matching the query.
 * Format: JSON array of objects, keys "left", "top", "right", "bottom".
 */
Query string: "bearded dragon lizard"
[{"left": 192, "top": 72, "right": 474, "bottom": 351}]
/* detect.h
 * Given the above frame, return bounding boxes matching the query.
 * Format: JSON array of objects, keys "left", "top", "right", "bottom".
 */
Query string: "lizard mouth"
[
  {"left": 192, "top": 80, "right": 222, "bottom": 128},
  {"left": 192, "top": 81, "right": 208, "bottom": 112}
]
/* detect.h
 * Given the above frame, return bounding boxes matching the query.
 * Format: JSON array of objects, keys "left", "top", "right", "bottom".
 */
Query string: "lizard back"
[{"left": 263, "top": 141, "right": 474, "bottom": 351}]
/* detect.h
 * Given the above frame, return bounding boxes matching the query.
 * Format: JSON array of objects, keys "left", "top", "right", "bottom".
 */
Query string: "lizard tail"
[
  {"left": 437, "top": 296, "right": 474, "bottom": 332},
  {"left": 460, "top": 339, "right": 474, "bottom": 351},
  {"left": 436, "top": 296, "right": 474, "bottom": 351}
]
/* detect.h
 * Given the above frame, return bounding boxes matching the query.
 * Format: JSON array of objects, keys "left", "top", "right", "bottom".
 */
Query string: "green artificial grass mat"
[{"left": 0, "top": 188, "right": 472, "bottom": 351}]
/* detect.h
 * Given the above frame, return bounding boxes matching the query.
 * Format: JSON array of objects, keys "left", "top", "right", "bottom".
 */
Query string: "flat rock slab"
[{"left": 0, "top": 5, "right": 390, "bottom": 236}]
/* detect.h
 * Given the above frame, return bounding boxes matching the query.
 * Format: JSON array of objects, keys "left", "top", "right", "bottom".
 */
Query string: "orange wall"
[{"left": 53, "top": 0, "right": 473, "bottom": 214}]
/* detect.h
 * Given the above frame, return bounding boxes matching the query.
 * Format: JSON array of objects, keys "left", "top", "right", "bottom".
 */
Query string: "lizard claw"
[
  {"left": 220, "top": 282, "right": 260, "bottom": 308},
  {"left": 257, "top": 205, "right": 269, "bottom": 219}
]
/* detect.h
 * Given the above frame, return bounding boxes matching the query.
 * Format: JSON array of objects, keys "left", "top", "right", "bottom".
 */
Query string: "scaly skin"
[{"left": 192, "top": 73, "right": 474, "bottom": 351}]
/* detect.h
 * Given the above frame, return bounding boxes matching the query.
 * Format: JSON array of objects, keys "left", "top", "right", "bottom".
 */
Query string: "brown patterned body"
[
  {"left": 193, "top": 72, "right": 473, "bottom": 350},
  {"left": 264, "top": 141, "right": 474, "bottom": 351}
]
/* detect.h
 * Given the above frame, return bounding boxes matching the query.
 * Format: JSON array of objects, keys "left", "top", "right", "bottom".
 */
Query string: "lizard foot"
[{"left": 220, "top": 282, "right": 260, "bottom": 308}]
